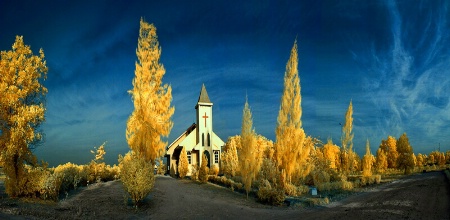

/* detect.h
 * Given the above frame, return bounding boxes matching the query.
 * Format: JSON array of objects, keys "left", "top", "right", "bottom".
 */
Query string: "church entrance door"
[{"left": 203, "top": 150, "right": 211, "bottom": 168}]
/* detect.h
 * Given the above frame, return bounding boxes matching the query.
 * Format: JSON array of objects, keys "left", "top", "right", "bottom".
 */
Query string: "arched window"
[
  {"left": 207, "top": 133, "right": 211, "bottom": 146},
  {"left": 187, "top": 151, "right": 191, "bottom": 164},
  {"left": 202, "top": 133, "right": 204, "bottom": 146}
]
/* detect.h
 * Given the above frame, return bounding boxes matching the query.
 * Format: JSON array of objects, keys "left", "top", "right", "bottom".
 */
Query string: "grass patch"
[{"left": 286, "top": 196, "right": 330, "bottom": 207}]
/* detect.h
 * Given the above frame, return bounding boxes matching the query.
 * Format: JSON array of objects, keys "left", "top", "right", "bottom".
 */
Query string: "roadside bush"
[
  {"left": 257, "top": 179, "right": 285, "bottom": 205},
  {"left": 178, "top": 148, "right": 189, "bottom": 179},
  {"left": 190, "top": 164, "right": 199, "bottom": 181},
  {"left": 53, "top": 162, "right": 84, "bottom": 192},
  {"left": 198, "top": 154, "right": 209, "bottom": 183},
  {"left": 119, "top": 151, "right": 155, "bottom": 207},
  {"left": 156, "top": 158, "right": 166, "bottom": 175},
  {"left": 40, "top": 171, "right": 64, "bottom": 201},
  {"left": 360, "top": 175, "right": 381, "bottom": 186},
  {"left": 209, "top": 164, "right": 219, "bottom": 176},
  {"left": 316, "top": 180, "right": 354, "bottom": 192}
]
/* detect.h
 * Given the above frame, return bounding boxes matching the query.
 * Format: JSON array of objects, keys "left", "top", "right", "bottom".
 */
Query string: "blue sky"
[{"left": 1, "top": 0, "right": 449, "bottom": 166}]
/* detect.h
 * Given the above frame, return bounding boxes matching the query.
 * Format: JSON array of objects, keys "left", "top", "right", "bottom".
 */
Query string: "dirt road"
[
  {"left": 1, "top": 171, "right": 449, "bottom": 219},
  {"left": 303, "top": 171, "right": 450, "bottom": 219}
]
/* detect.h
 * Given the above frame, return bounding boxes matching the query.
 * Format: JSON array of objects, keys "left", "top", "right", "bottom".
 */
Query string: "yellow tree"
[
  {"left": 274, "top": 40, "right": 307, "bottom": 184},
  {"left": 362, "top": 139, "right": 373, "bottom": 177},
  {"left": 126, "top": 18, "right": 174, "bottom": 164},
  {"left": 323, "top": 139, "right": 340, "bottom": 170},
  {"left": 221, "top": 135, "right": 240, "bottom": 177},
  {"left": 375, "top": 148, "right": 388, "bottom": 174},
  {"left": 396, "top": 133, "right": 415, "bottom": 174},
  {"left": 0, "top": 36, "right": 48, "bottom": 197},
  {"left": 239, "top": 98, "right": 264, "bottom": 197},
  {"left": 178, "top": 147, "right": 189, "bottom": 179},
  {"left": 340, "top": 100, "right": 354, "bottom": 174},
  {"left": 415, "top": 153, "right": 424, "bottom": 167},
  {"left": 379, "top": 136, "right": 398, "bottom": 169},
  {"left": 198, "top": 153, "right": 209, "bottom": 183}
]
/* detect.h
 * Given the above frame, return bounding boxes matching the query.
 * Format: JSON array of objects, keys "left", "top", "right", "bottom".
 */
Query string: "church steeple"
[
  {"left": 195, "top": 84, "right": 213, "bottom": 148},
  {"left": 197, "top": 83, "right": 211, "bottom": 104}
]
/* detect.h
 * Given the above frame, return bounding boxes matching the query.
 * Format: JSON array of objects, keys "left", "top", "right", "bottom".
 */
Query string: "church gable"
[{"left": 165, "top": 84, "right": 225, "bottom": 175}]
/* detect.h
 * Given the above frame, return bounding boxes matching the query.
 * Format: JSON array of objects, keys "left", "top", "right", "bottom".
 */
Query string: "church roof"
[{"left": 197, "top": 84, "right": 211, "bottom": 103}]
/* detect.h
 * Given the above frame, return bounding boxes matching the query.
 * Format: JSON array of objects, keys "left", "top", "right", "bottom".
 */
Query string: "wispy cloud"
[{"left": 361, "top": 1, "right": 450, "bottom": 149}]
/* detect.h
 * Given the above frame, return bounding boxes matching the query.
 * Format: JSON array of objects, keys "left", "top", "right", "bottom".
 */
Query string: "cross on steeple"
[{"left": 202, "top": 112, "right": 208, "bottom": 127}]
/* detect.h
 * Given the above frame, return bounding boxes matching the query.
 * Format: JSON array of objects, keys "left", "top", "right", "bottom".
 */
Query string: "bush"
[
  {"left": 360, "top": 175, "right": 381, "bottom": 186},
  {"left": 178, "top": 148, "right": 189, "bottom": 179},
  {"left": 119, "top": 151, "right": 155, "bottom": 207},
  {"left": 316, "top": 180, "right": 354, "bottom": 192},
  {"left": 257, "top": 179, "right": 285, "bottom": 205},
  {"left": 156, "top": 158, "right": 166, "bottom": 175},
  {"left": 209, "top": 164, "right": 219, "bottom": 176},
  {"left": 40, "top": 171, "right": 64, "bottom": 201},
  {"left": 198, "top": 154, "right": 209, "bottom": 183},
  {"left": 190, "top": 164, "right": 199, "bottom": 181}
]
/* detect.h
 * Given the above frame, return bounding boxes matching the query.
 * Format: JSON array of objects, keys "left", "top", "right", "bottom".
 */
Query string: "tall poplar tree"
[
  {"left": 274, "top": 40, "right": 307, "bottom": 184},
  {"left": 0, "top": 36, "right": 47, "bottom": 197},
  {"left": 178, "top": 147, "right": 189, "bottom": 179},
  {"left": 397, "top": 133, "right": 415, "bottom": 174},
  {"left": 126, "top": 18, "right": 174, "bottom": 164},
  {"left": 362, "top": 139, "right": 373, "bottom": 177},
  {"left": 340, "top": 100, "right": 354, "bottom": 174}
]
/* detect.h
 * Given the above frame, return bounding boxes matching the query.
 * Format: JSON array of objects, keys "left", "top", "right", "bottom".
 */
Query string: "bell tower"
[{"left": 195, "top": 84, "right": 213, "bottom": 148}]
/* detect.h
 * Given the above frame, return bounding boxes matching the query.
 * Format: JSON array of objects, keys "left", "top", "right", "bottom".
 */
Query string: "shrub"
[
  {"left": 119, "top": 151, "right": 155, "bottom": 207},
  {"left": 198, "top": 154, "right": 209, "bottom": 183},
  {"left": 156, "top": 158, "right": 166, "bottom": 175},
  {"left": 178, "top": 148, "right": 189, "bottom": 179},
  {"left": 40, "top": 171, "right": 64, "bottom": 201},
  {"left": 316, "top": 180, "right": 354, "bottom": 192},
  {"left": 257, "top": 179, "right": 285, "bottom": 205},
  {"left": 190, "top": 164, "right": 199, "bottom": 181},
  {"left": 209, "top": 164, "right": 219, "bottom": 176},
  {"left": 360, "top": 175, "right": 381, "bottom": 186}
]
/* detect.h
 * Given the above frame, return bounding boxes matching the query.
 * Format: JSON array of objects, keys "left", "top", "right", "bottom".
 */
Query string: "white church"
[{"left": 165, "top": 84, "right": 225, "bottom": 175}]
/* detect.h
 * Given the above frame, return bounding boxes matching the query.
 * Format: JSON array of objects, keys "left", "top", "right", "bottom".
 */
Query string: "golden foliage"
[
  {"left": 119, "top": 151, "right": 155, "bottom": 207},
  {"left": 396, "top": 133, "right": 415, "bottom": 174},
  {"left": 257, "top": 158, "right": 285, "bottom": 205},
  {"left": 91, "top": 142, "right": 106, "bottom": 162},
  {"left": 178, "top": 148, "right": 189, "bottom": 179},
  {"left": 156, "top": 158, "right": 166, "bottom": 175},
  {"left": 0, "top": 36, "right": 48, "bottom": 197},
  {"left": 323, "top": 139, "right": 340, "bottom": 170},
  {"left": 239, "top": 99, "right": 264, "bottom": 197},
  {"left": 274, "top": 40, "right": 308, "bottom": 184},
  {"left": 126, "top": 18, "right": 174, "bottom": 164},
  {"left": 415, "top": 153, "right": 424, "bottom": 167},
  {"left": 362, "top": 139, "right": 374, "bottom": 177},
  {"left": 375, "top": 148, "right": 388, "bottom": 173},
  {"left": 380, "top": 136, "right": 398, "bottom": 169},
  {"left": 209, "top": 164, "right": 219, "bottom": 176},
  {"left": 257, "top": 179, "right": 285, "bottom": 205},
  {"left": 190, "top": 164, "right": 199, "bottom": 181},
  {"left": 198, "top": 153, "right": 209, "bottom": 183},
  {"left": 221, "top": 135, "right": 240, "bottom": 177},
  {"left": 340, "top": 100, "right": 354, "bottom": 174}
]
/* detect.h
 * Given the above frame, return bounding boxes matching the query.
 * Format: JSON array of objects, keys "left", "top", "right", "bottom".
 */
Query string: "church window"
[
  {"left": 214, "top": 151, "right": 219, "bottom": 164},
  {"left": 207, "top": 133, "right": 211, "bottom": 146},
  {"left": 202, "top": 133, "right": 205, "bottom": 146},
  {"left": 187, "top": 151, "right": 191, "bottom": 164}
]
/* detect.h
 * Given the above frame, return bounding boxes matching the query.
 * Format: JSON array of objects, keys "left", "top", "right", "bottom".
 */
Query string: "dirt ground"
[{"left": 0, "top": 171, "right": 449, "bottom": 219}]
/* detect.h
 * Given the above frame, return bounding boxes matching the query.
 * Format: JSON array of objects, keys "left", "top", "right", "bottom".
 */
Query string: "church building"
[{"left": 165, "top": 84, "right": 225, "bottom": 175}]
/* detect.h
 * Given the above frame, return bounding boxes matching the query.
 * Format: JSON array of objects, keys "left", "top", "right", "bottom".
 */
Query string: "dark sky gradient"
[{"left": 1, "top": 0, "right": 449, "bottom": 166}]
